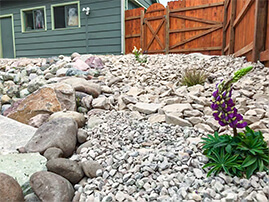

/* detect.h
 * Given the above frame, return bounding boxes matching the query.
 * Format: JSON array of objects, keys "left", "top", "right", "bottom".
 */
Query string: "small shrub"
[{"left": 180, "top": 69, "right": 207, "bottom": 87}]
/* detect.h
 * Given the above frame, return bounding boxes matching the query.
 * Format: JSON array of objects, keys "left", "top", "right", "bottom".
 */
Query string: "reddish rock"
[
  {"left": 0, "top": 172, "right": 24, "bottom": 202},
  {"left": 5, "top": 83, "right": 76, "bottom": 124}
]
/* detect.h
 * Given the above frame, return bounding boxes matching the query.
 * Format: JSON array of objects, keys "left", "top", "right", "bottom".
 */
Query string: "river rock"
[
  {"left": 46, "top": 158, "right": 84, "bottom": 184},
  {"left": 49, "top": 111, "right": 86, "bottom": 128},
  {"left": 24, "top": 118, "right": 78, "bottom": 157},
  {"left": 43, "top": 147, "right": 64, "bottom": 161},
  {"left": 81, "top": 160, "right": 102, "bottom": 178},
  {"left": 60, "top": 77, "right": 101, "bottom": 98},
  {"left": 30, "top": 171, "right": 74, "bottom": 202},
  {"left": 71, "top": 58, "right": 89, "bottom": 71},
  {"left": 85, "top": 56, "right": 104, "bottom": 69},
  {"left": 0, "top": 173, "right": 24, "bottom": 202}
]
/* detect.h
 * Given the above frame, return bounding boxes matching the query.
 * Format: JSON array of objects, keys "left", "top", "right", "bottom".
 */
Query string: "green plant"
[
  {"left": 180, "top": 69, "right": 207, "bottom": 87},
  {"left": 201, "top": 128, "right": 269, "bottom": 178},
  {"left": 201, "top": 66, "right": 269, "bottom": 178},
  {"left": 132, "top": 46, "right": 147, "bottom": 64},
  {"left": 203, "top": 147, "right": 242, "bottom": 177}
]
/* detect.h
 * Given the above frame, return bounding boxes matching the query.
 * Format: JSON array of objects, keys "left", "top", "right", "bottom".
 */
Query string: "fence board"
[
  {"left": 125, "top": 0, "right": 268, "bottom": 66},
  {"left": 260, "top": 0, "right": 269, "bottom": 66},
  {"left": 222, "top": 0, "right": 268, "bottom": 65},
  {"left": 125, "top": 7, "right": 144, "bottom": 54}
]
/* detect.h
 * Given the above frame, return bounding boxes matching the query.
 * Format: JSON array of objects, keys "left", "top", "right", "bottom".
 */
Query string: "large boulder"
[
  {"left": 4, "top": 83, "right": 76, "bottom": 124},
  {"left": 0, "top": 173, "right": 24, "bottom": 202},
  {"left": 30, "top": 171, "right": 74, "bottom": 202},
  {"left": 46, "top": 158, "right": 84, "bottom": 184},
  {"left": 24, "top": 118, "right": 78, "bottom": 157},
  {"left": 0, "top": 115, "right": 37, "bottom": 154},
  {"left": 60, "top": 77, "right": 101, "bottom": 98}
]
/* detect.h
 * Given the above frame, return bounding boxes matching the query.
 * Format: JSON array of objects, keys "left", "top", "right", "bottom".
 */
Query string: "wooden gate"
[
  {"left": 168, "top": 0, "right": 224, "bottom": 55},
  {"left": 142, "top": 4, "right": 167, "bottom": 54}
]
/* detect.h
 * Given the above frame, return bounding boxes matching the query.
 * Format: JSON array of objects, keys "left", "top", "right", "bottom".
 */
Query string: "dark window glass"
[
  {"left": 25, "top": 11, "right": 34, "bottom": 31},
  {"left": 54, "top": 6, "right": 65, "bottom": 29}
]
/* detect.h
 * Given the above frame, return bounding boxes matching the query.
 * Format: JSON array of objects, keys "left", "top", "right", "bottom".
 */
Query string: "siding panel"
[{"left": 0, "top": 0, "right": 122, "bottom": 57}]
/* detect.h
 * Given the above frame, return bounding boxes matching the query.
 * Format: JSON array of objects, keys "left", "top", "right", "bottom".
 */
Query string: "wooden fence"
[
  {"left": 222, "top": 0, "right": 269, "bottom": 65},
  {"left": 125, "top": 0, "right": 225, "bottom": 55}
]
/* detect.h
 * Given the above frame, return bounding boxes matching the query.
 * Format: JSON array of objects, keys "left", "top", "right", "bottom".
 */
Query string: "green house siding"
[
  {"left": 0, "top": 0, "right": 121, "bottom": 58},
  {"left": 127, "top": 0, "right": 158, "bottom": 10},
  {"left": 0, "top": 0, "right": 156, "bottom": 58},
  {"left": 128, "top": 1, "right": 140, "bottom": 10}
]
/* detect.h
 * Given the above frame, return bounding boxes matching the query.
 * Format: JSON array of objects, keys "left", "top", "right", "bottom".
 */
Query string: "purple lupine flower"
[{"left": 211, "top": 82, "right": 247, "bottom": 129}]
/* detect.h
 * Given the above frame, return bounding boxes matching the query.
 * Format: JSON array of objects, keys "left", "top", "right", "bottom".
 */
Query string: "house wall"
[
  {"left": 128, "top": 0, "right": 155, "bottom": 9},
  {"left": 0, "top": 0, "right": 122, "bottom": 58},
  {"left": 128, "top": 1, "right": 140, "bottom": 10},
  {"left": 139, "top": 0, "right": 154, "bottom": 7}
]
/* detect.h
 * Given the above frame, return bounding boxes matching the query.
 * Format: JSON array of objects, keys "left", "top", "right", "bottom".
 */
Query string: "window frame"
[
  {"left": 51, "top": 1, "right": 81, "bottom": 31},
  {"left": 20, "top": 6, "right": 47, "bottom": 33}
]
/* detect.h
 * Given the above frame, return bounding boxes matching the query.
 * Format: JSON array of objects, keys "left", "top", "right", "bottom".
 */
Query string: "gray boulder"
[
  {"left": 46, "top": 158, "right": 84, "bottom": 184},
  {"left": 30, "top": 171, "right": 74, "bottom": 202},
  {"left": 24, "top": 118, "right": 78, "bottom": 157}
]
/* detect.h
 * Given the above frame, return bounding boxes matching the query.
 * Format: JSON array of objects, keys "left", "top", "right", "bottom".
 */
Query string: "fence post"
[
  {"left": 140, "top": 9, "right": 145, "bottom": 52},
  {"left": 165, "top": 6, "right": 170, "bottom": 54},
  {"left": 252, "top": 0, "right": 268, "bottom": 62},
  {"left": 229, "top": 0, "right": 236, "bottom": 54},
  {"left": 222, "top": 0, "right": 228, "bottom": 55}
]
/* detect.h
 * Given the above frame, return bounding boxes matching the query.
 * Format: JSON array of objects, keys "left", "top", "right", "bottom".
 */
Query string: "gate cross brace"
[{"left": 145, "top": 18, "right": 165, "bottom": 50}]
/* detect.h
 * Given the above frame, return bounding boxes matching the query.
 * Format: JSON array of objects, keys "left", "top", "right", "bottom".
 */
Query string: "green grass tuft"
[{"left": 181, "top": 69, "right": 207, "bottom": 87}]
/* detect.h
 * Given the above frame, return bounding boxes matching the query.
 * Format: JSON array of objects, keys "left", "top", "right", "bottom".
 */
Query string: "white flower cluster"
[{"left": 132, "top": 46, "right": 142, "bottom": 54}]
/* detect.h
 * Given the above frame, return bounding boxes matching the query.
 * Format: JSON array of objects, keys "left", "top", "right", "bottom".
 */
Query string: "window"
[
  {"left": 21, "top": 7, "right": 46, "bottom": 32},
  {"left": 51, "top": 1, "right": 80, "bottom": 30}
]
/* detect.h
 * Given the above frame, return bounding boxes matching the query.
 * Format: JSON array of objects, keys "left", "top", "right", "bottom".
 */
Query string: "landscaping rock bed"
[{"left": 0, "top": 53, "right": 268, "bottom": 201}]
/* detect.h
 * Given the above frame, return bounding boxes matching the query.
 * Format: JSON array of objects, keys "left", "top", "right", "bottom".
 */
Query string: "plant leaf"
[{"left": 241, "top": 156, "right": 256, "bottom": 168}]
